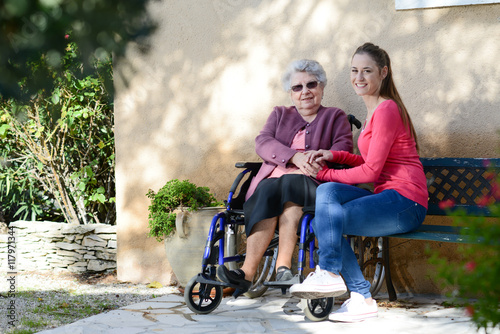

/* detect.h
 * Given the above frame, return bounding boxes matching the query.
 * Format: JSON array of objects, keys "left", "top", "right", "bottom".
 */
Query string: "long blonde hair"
[{"left": 353, "top": 43, "right": 419, "bottom": 152}]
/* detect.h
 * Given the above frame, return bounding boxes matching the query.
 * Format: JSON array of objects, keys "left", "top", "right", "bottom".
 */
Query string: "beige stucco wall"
[{"left": 114, "top": 0, "right": 500, "bottom": 293}]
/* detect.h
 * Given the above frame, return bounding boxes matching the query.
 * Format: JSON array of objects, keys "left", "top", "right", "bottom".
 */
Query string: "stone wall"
[{"left": 0, "top": 221, "right": 116, "bottom": 273}]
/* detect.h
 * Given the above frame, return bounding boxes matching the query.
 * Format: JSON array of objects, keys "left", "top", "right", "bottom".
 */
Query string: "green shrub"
[
  {"left": 0, "top": 42, "right": 115, "bottom": 224},
  {"left": 146, "top": 180, "right": 222, "bottom": 242}
]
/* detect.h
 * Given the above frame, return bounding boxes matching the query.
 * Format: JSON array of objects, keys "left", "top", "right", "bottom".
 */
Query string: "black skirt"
[{"left": 243, "top": 174, "right": 320, "bottom": 236}]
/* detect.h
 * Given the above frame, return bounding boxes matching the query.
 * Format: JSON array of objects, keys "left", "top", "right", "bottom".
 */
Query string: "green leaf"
[
  {"left": 92, "top": 193, "right": 106, "bottom": 204},
  {"left": 14, "top": 205, "right": 28, "bottom": 218},
  {"left": 6, "top": 175, "right": 10, "bottom": 195},
  {"left": 0, "top": 124, "right": 10, "bottom": 138},
  {"left": 78, "top": 182, "right": 86, "bottom": 192},
  {"left": 51, "top": 89, "right": 61, "bottom": 104}
]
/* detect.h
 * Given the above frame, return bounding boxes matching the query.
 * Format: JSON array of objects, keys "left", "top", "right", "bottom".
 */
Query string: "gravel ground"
[{"left": 0, "top": 271, "right": 180, "bottom": 334}]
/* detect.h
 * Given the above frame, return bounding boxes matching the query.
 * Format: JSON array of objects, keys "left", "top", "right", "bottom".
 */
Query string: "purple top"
[{"left": 246, "top": 105, "right": 353, "bottom": 199}]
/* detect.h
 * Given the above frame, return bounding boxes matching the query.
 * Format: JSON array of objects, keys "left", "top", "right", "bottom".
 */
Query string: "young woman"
[{"left": 289, "top": 43, "right": 428, "bottom": 322}]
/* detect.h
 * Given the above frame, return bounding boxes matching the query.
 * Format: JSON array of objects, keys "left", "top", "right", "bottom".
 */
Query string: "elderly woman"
[{"left": 218, "top": 59, "right": 353, "bottom": 293}]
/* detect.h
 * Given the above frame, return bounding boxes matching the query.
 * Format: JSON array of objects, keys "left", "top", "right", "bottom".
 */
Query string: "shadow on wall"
[
  {"left": 115, "top": 0, "right": 500, "bottom": 197},
  {"left": 113, "top": 0, "right": 500, "bottom": 283}
]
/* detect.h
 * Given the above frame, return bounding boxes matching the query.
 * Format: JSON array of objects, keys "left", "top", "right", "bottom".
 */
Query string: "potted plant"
[{"left": 146, "top": 179, "right": 224, "bottom": 286}]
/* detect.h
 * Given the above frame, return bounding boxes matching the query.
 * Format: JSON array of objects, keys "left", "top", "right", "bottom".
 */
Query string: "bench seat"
[
  {"left": 388, "top": 225, "right": 483, "bottom": 243},
  {"left": 379, "top": 157, "right": 500, "bottom": 301}
]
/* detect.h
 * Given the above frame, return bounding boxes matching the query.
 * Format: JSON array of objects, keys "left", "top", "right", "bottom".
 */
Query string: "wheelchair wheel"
[
  {"left": 304, "top": 297, "right": 334, "bottom": 322},
  {"left": 184, "top": 276, "right": 223, "bottom": 314},
  {"left": 244, "top": 245, "right": 278, "bottom": 298},
  {"left": 351, "top": 236, "right": 385, "bottom": 296}
]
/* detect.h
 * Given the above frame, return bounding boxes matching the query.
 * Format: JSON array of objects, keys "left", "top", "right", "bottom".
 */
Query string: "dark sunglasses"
[{"left": 291, "top": 81, "right": 319, "bottom": 92}]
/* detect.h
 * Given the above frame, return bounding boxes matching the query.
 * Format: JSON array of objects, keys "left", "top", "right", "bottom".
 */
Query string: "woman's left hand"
[{"left": 291, "top": 152, "right": 322, "bottom": 177}]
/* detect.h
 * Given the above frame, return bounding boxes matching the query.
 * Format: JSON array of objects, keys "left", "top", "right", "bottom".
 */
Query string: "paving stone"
[{"left": 0, "top": 281, "right": 461, "bottom": 334}]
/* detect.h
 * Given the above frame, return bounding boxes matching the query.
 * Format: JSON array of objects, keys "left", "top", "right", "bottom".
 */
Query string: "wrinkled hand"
[
  {"left": 307, "top": 149, "right": 334, "bottom": 165},
  {"left": 290, "top": 152, "right": 322, "bottom": 177}
]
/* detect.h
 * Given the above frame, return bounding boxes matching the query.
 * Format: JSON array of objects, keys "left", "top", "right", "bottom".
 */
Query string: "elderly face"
[{"left": 290, "top": 71, "right": 324, "bottom": 118}]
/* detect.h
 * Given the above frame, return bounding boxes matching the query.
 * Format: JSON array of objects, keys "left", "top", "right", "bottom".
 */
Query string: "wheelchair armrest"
[
  {"left": 227, "top": 162, "right": 262, "bottom": 208},
  {"left": 235, "top": 162, "right": 262, "bottom": 170}
]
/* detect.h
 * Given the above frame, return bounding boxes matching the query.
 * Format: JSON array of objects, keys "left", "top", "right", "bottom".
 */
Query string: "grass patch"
[
  {"left": 1, "top": 272, "right": 173, "bottom": 334},
  {"left": 4, "top": 289, "right": 134, "bottom": 333}
]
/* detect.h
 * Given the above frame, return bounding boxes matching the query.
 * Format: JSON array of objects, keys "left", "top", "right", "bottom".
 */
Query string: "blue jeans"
[{"left": 313, "top": 182, "right": 427, "bottom": 298}]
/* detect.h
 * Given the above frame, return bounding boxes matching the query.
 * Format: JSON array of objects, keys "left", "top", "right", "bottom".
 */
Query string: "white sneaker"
[
  {"left": 330, "top": 292, "right": 378, "bottom": 322},
  {"left": 289, "top": 265, "right": 347, "bottom": 299}
]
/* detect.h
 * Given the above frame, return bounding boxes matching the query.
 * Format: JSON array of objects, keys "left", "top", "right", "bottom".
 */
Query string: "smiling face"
[
  {"left": 350, "top": 53, "right": 387, "bottom": 98},
  {"left": 290, "top": 71, "right": 324, "bottom": 120}
]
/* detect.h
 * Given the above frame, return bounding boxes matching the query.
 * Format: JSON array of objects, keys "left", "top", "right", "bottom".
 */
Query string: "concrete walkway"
[{"left": 38, "top": 290, "right": 498, "bottom": 334}]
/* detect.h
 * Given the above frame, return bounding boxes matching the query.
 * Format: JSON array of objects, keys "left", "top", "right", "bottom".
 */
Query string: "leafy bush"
[
  {"left": 146, "top": 180, "right": 223, "bottom": 242},
  {"left": 1, "top": 116, "right": 56, "bottom": 222},
  {"left": 429, "top": 166, "right": 500, "bottom": 331},
  {"left": 0, "top": 41, "right": 115, "bottom": 224}
]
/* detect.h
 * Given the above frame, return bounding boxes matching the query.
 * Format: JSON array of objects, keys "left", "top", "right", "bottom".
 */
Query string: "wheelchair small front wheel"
[
  {"left": 304, "top": 297, "right": 334, "bottom": 322},
  {"left": 184, "top": 276, "right": 223, "bottom": 314}
]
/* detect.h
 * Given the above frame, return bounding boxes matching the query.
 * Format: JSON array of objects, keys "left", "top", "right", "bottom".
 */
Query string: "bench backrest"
[{"left": 421, "top": 157, "right": 500, "bottom": 216}]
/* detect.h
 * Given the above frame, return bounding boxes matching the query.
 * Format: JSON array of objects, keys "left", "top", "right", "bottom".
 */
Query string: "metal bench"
[{"left": 378, "top": 157, "right": 500, "bottom": 301}]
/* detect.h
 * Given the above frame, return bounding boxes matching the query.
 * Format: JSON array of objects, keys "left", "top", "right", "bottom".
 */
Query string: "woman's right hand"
[
  {"left": 308, "top": 149, "right": 334, "bottom": 165},
  {"left": 290, "top": 152, "right": 322, "bottom": 176}
]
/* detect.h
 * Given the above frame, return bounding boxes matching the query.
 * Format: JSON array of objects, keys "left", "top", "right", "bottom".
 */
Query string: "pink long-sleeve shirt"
[{"left": 317, "top": 100, "right": 428, "bottom": 208}]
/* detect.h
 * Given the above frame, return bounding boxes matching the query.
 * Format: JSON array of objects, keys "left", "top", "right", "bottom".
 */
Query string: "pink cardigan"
[
  {"left": 246, "top": 105, "right": 353, "bottom": 200},
  {"left": 317, "top": 100, "right": 428, "bottom": 208}
]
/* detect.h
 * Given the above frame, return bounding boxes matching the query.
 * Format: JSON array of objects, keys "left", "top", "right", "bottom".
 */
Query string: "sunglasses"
[{"left": 291, "top": 81, "right": 319, "bottom": 92}]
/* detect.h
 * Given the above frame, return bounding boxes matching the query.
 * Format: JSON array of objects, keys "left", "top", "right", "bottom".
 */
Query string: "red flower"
[
  {"left": 464, "top": 261, "right": 476, "bottom": 273},
  {"left": 438, "top": 199, "right": 455, "bottom": 210},
  {"left": 65, "top": 34, "right": 69, "bottom": 39},
  {"left": 465, "top": 305, "right": 475, "bottom": 317},
  {"left": 477, "top": 195, "right": 493, "bottom": 207}
]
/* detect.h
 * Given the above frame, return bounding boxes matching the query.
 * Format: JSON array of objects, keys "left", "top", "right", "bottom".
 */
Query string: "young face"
[
  {"left": 290, "top": 71, "right": 324, "bottom": 118},
  {"left": 350, "top": 53, "right": 387, "bottom": 98}
]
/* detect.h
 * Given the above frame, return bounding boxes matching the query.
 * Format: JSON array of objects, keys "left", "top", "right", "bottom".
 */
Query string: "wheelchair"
[{"left": 183, "top": 115, "right": 385, "bottom": 321}]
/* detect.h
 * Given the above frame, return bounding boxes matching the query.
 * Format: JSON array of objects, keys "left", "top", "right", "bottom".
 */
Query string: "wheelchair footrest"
[
  {"left": 263, "top": 275, "right": 300, "bottom": 289},
  {"left": 195, "top": 273, "right": 229, "bottom": 287}
]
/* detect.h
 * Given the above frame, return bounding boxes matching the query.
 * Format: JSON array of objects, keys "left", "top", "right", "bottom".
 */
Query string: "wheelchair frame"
[{"left": 183, "top": 115, "right": 384, "bottom": 321}]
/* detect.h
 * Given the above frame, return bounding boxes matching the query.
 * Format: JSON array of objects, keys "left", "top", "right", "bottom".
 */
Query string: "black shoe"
[
  {"left": 217, "top": 266, "right": 252, "bottom": 292},
  {"left": 275, "top": 266, "right": 293, "bottom": 282}
]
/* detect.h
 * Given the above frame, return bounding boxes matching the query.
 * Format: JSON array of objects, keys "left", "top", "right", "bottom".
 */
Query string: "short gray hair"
[{"left": 281, "top": 59, "right": 327, "bottom": 91}]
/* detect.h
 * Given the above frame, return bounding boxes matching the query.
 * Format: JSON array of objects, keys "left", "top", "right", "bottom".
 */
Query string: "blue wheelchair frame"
[{"left": 184, "top": 115, "right": 363, "bottom": 317}]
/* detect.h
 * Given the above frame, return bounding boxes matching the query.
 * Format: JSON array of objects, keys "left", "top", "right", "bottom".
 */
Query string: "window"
[{"left": 396, "top": 0, "right": 500, "bottom": 10}]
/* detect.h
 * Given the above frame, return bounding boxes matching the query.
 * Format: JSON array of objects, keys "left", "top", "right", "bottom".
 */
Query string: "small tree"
[{"left": 0, "top": 42, "right": 115, "bottom": 224}]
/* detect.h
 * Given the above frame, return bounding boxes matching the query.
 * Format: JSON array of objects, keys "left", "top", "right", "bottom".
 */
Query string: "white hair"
[{"left": 281, "top": 59, "right": 327, "bottom": 91}]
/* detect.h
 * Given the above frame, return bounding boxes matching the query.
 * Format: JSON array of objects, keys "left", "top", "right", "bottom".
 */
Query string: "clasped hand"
[{"left": 291, "top": 150, "right": 333, "bottom": 178}]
